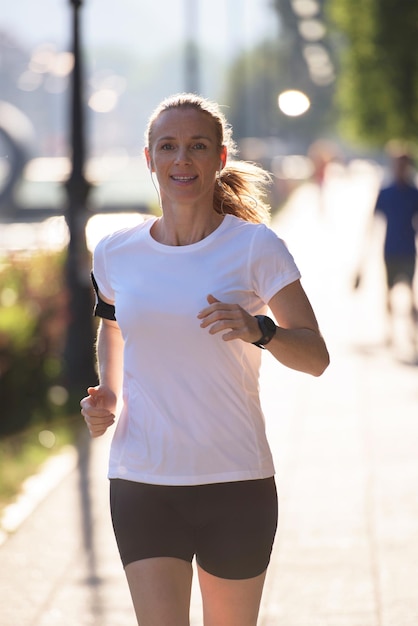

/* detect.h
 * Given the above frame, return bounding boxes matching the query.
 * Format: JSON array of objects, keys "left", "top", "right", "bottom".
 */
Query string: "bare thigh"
[
  {"left": 125, "top": 557, "right": 193, "bottom": 626},
  {"left": 198, "top": 564, "right": 266, "bottom": 626}
]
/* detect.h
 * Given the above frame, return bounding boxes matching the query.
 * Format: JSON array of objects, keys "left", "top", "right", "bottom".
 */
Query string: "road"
[{"left": 0, "top": 163, "right": 417, "bottom": 625}]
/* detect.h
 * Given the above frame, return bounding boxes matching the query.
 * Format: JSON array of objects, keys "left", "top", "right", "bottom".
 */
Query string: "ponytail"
[{"left": 215, "top": 160, "right": 272, "bottom": 224}]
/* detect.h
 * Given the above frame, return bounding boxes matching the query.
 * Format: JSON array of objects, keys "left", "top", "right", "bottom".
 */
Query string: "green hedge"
[
  {"left": 0, "top": 250, "right": 71, "bottom": 436},
  {"left": 0, "top": 416, "right": 84, "bottom": 512}
]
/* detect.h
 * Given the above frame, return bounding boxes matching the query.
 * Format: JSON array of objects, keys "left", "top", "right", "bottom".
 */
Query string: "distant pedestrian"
[
  {"left": 355, "top": 153, "right": 418, "bottom": 351},
  {"left": 80, "top": 93, "right": 329, "bottom": 626}
]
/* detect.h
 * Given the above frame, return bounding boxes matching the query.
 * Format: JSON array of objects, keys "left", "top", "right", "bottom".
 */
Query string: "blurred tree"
[
  {"left": 328, "top": 0, "right": 418, "bottom": 147},
  {"left": 226, "top": 1, "right": 336, "bottom": 152},
  {"left": 225, "top": 40, "right": 285, "bottom": 141}
]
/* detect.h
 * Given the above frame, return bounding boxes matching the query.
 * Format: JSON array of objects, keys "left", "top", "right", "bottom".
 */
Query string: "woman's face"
[{"left": 146, "top": 107, "right": 226, "bottom": 208}]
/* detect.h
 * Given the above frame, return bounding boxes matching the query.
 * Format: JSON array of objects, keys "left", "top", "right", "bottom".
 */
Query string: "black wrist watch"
[{"left": 252, "top": 315, "right": 277, "bottom": 349}]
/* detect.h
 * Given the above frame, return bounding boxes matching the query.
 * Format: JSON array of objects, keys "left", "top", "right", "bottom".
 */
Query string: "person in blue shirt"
[
  {"left": 358, "top": 153, "right": 418, "bottom": 351},
  {"left": 376, "top": 154, "right": 418, "bottom": 288}
]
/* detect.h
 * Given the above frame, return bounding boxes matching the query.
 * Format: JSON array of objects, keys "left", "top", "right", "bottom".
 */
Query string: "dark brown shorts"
[
  {"left": 110, "top": 477, "right": 278, "bottom": 580},
  {"left": 385, "top": 256, "right": 415, "bottom": 288}
]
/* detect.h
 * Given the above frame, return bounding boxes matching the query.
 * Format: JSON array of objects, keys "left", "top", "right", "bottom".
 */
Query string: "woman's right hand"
[{"left": 80, "top": 385, "right": 117, "bottom": 438}]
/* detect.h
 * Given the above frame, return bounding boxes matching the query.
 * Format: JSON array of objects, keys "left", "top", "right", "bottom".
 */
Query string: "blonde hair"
[{"left": 145, "top": 93, "right": 271, "bottom": 224}]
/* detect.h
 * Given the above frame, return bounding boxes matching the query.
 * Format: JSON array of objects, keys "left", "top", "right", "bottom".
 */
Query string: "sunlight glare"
[{"left": 278, "top": 90, "right": 311, "bottom": 117}]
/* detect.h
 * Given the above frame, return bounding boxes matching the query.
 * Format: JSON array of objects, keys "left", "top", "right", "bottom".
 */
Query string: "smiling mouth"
[{"left": 171, "top": 175, "right": 197, "bottom": 182}]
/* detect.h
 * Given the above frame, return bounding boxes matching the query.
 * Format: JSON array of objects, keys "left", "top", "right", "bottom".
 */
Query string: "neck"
[{"left": 151, "top": 209, "right": 224, "bottom": 246}]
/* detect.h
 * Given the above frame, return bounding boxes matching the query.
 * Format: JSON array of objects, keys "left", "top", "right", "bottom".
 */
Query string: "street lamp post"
[
  {"left": 64, "top": 0, "right": 97, "bottom": 400},
  {"left": 277, "top": 89, "right": 311, "bottom": 152},
  {"left": 184, "top": 0, "right": 199, "bottom": 93}
]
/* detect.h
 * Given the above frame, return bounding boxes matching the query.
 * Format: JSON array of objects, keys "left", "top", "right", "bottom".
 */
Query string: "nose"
[{"left": 174, "top": 147, "right": 191, "bottom": 165}]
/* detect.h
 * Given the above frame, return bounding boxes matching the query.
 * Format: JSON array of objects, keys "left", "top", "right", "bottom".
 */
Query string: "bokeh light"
[{"left": 278, "top": 89, "right": 311, "bottom": 116}]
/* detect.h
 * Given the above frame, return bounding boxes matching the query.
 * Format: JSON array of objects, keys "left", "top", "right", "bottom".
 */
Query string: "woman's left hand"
[{"left": 197, "top": 294, "right": 261, "bottom": 344}]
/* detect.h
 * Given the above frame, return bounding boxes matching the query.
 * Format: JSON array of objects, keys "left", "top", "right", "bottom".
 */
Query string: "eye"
[
  {"left": 193, "top": 142, "right": 207, "bottom": 150},
  {"left": 160, "top": 143, "right": 174, "bottom": 151}
]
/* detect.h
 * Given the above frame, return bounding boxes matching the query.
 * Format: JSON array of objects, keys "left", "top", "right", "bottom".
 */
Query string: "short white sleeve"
[
  {"left": 92, "top": 234, "right": 115, "bottom": 302},
  {"left": 249, "top": 224, "right": 301, "bottom": 304}
]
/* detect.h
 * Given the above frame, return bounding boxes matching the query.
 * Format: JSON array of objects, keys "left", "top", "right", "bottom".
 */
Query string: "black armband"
[{"left": 91, "top": 272, "right": 116, "bottom": 321}]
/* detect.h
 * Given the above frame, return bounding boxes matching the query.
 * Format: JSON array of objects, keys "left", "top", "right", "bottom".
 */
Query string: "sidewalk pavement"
[{"left": 1, "top": 163, "right": 417, "bottom": 625}]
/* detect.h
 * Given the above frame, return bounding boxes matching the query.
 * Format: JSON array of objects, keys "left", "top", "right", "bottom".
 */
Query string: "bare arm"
[
  {"left": 264, "top": 280, "right": 329, "bottom": 376},
  {"left": 96, "top": 318, "right": 124, "bottom": 397},
  {"left": 197, "top": 280, "right": 329, "bottom": 377},
  {"left": 80, "top": 317, "right": 124, "bottom": 437}
]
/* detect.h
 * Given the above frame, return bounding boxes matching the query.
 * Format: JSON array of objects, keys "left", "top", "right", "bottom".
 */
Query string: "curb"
[{"left": 0, "top": 445, "right": 78, "bottom": 546}]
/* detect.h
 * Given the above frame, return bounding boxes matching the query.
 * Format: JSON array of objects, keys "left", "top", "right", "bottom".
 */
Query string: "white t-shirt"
[{"left": 93, "top": 214, "right": 301, "bottom": 485}]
